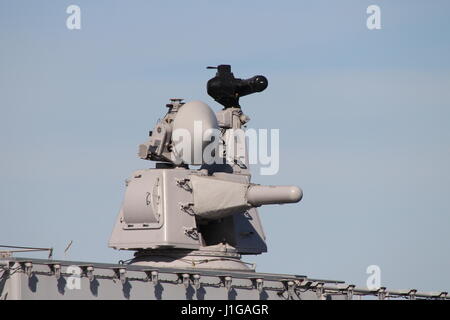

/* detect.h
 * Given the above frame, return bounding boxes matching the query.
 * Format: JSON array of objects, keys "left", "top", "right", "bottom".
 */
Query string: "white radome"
[{"left": 172, "top": 100, "right": 219, "bottom": 165}]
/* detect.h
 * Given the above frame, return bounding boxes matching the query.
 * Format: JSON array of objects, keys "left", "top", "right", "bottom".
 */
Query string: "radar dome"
[{"left": 171, "top": 100, "right": 219, "bottom": 165}]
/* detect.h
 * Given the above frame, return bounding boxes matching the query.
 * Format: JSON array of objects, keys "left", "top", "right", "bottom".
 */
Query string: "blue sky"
[{"left": 1, "top": 0, "right": 449, "bottom": 292}]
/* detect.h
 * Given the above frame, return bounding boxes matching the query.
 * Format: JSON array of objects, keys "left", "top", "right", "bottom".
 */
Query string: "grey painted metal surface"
[
  {"left": 0, "top": 257, "right": 342, "bottom": 300},
  {"left": 1, "top": 257, "right": 448, "bottom": 300}
]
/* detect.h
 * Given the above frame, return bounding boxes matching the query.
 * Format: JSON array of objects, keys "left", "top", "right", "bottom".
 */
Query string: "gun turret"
[{"left": 109, "top": 65, "right": 302, "bottom": 270}]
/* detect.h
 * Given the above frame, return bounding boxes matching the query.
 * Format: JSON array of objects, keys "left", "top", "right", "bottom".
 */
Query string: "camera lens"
[
  {"left": 250, "top": 76, "right": 268, "bottom": 92},
  {"left": 206, "top": 65, "right": 268, "bottom": 108}
]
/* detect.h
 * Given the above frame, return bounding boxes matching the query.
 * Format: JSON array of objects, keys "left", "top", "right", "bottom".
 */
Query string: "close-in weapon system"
[{"left": 109, "top": 65, "right": 302, "bottom": 270}]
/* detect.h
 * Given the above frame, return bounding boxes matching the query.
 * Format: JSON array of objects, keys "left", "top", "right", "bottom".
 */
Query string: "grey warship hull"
[
  {"left": 1, "top": 257, "right": 448, "bottom": 300},
  {"left": 0, "top": 256, "right": 343, "bottom": 300}
]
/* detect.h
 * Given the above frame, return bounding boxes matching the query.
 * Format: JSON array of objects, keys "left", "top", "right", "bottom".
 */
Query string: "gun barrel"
[{"left": 247, "top": 185, "right": 303, "bottom": 207}]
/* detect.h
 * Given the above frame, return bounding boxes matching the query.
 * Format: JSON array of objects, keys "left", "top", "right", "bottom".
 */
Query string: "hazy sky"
[{"left": 1, "top": 0, "right": 449, "bottom": 292}]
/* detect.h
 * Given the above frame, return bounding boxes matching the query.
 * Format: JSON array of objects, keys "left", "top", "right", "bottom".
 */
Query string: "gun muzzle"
[
  {"left": 247, "top": 185, "right": 303, "bottom": 207},
  {"left": 190, "top": 175, "right": 302, "bottom": 220}
]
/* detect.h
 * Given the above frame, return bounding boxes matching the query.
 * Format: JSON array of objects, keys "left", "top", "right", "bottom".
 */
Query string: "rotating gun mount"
[{"left": 109, "top": 65, "right": 302, "bottom": 270}]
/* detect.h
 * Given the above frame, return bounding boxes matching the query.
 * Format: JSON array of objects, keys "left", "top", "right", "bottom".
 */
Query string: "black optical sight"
[{"left": 207, "top": 65, "right": 268, "bottom": 108}]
